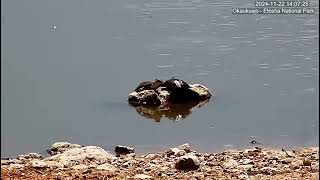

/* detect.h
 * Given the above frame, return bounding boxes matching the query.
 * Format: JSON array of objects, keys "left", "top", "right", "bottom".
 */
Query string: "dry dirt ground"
[{"left": 1, "top": 143, "right": 319, "bottom": 180}]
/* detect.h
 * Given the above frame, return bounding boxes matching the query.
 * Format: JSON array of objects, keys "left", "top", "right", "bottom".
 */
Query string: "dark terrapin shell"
[
  {"left": 162, "top": 78, "right": 190, "bottom": 91},
  {"left": 134, "top": 79, "right": 164, "bottom": 92}
]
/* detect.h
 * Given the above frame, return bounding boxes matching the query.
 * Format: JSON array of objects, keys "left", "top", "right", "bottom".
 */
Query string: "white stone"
[
  {"left": 133, "top": 174, "right": 153, "bottom": 179},
  {"left": 44, "top": 146, "right": 116, "bottom": 168},
  {"left": 178, "top": 143, "right": 191, "bottom": 153}
]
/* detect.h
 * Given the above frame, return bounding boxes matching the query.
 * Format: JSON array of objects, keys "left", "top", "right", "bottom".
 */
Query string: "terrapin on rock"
[
  {"left": 134, "top": 79, "right": 164, "bottom": 92},
  {"left": 162, "top": 78, "right": 200, "bottom": 103},
  {"left": 162, "top": 78, "right": 190, "bottom": 91}
]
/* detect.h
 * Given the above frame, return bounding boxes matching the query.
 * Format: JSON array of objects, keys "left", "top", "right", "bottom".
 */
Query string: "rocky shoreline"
[{"left": 1, "top": 142, "right": 319, "bottom": 180}]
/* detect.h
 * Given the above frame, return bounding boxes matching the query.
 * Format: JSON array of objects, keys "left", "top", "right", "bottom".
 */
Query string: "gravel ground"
[{"left": 1, "top": 142, "right": 319, "bottom": 180}]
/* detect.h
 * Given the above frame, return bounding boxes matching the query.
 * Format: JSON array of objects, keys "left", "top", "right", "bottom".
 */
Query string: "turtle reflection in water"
[
  {"left": 128, "top": 78, "right": 213, "bottom": 121},
  {"left": 130, "top": 99, "right": 210, "bottom": 122}
]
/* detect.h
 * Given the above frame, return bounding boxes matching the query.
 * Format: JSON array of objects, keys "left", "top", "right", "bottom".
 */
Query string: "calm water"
[{"left": 1, "top": 0, "right": 319, "bottom": 157}]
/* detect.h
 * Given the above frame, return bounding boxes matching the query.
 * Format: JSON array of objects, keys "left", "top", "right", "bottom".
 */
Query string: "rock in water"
[
  {"left": 128, "top": 78, "right": 212, "bottom": 106},
  {"left": 189, "top": 84, "right": 212, "bottom": 100},
  {"left": 175, "top": 155, "right": 200, "bottom": 171},
  {"left": 128, "top": 90, "right": 161, "bottom": 106}
]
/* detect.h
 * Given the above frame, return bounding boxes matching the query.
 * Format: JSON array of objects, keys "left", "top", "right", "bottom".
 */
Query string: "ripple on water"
[
  {"left": 295, "top": 88, "right": 315, "bottom": 95},
  {"left": 295, "top": 73, "right": 314, "bottom": 78},
  {"left": 273, "top": 64, "right": 301, "bottom": 71},
  {"left": 231, "top": 36, "right": 248, "bottom": 39},
  {"left": 167, "top": 21, "right": 189, "bottom": 25},
  {"left": 156, "top": 53, "right": 173, "bottom": 56},
  {"left": 291, "top": 54, "right": 305, "bottom": 57},
  {"left": 216, "top": 23, "right": 239, "bottom": 27},
  {"left": 156, "top": 64, "right": 175, "bottom": 68},
  {"left": 194, "top": 72, "right": 210, "bottom": 76},
  {"left": 252, "top": 63, "right": 271, "bottom": 70}
]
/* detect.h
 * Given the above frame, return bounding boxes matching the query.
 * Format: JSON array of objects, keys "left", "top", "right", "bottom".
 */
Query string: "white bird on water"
[{"left": 52, "top": 25, "right": 57, "bottom": 31}]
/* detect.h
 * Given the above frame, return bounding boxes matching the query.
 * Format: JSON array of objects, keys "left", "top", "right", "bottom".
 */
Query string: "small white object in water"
[{"left": 52, "top": 25, "right": 57, "bottom": 31}]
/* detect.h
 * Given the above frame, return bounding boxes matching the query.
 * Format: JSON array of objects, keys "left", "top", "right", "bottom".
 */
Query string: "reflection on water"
[{"left": 129, "top": 99, "right": 211, "bottom": 122}]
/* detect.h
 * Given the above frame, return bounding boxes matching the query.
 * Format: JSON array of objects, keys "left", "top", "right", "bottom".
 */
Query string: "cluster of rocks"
[
  {"left": 128, "top": 78, "right": 213, "bottom": 107},
  {"left": 128, "top": 78, "right": 213, "bottom": 121},
  {"left": 1, "top": 142, "right": 319, "bottom": 179}
]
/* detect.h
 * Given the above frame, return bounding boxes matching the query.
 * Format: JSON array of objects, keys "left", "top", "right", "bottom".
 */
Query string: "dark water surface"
[{"left": 1, "top": 0, "right": 319, "bottom": 157}]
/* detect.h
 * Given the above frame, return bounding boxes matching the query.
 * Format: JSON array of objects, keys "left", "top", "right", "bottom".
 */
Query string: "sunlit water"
[{"left": 1, "top": 0, "right": 319, "bottom": 157}]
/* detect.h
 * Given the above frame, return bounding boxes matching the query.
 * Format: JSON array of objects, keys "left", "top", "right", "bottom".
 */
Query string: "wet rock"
[
  {"left": 128, "top": 90, "right": 161, "bottom": 106},
  {"left": 44, "top": 146, "right": 116, "bottom": 167},
  {"left": 115, "top": 145, "right": 135, "bottom": 155},
  {"left": 47, "top": 142, "right": 82, "bottom": 155},
  {"left": 156, "top": 88, "right": 170, "bottom": 103},
  {"left": 133, "top": 174, "right": 153, "bottom": 179},
  {"left": 189, "top": 84, "right": 212, "bottom": 100},
  {"left": 175, "top": 155, "right": 200, "bottom": 171}
]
